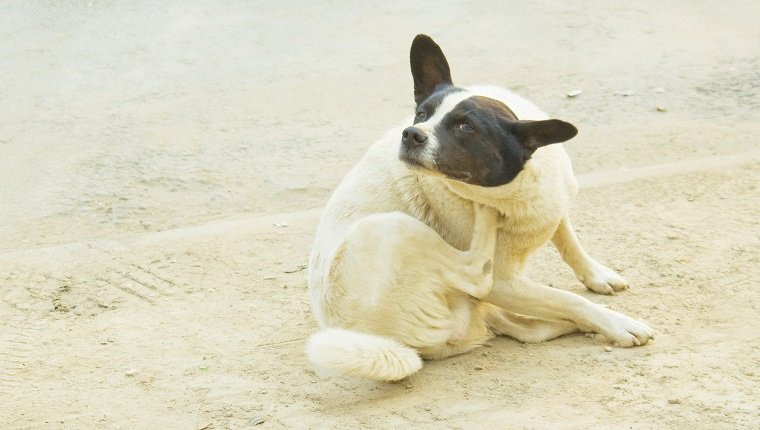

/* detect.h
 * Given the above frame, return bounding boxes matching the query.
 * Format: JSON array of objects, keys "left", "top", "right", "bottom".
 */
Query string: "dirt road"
[{"left": 2, "top": 1, "right": 759, "bottom": 429}]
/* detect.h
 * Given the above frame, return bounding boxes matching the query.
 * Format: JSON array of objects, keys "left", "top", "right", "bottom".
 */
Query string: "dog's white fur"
[{"left": 307, "top": 85, "right": 653, "bottom": 381}]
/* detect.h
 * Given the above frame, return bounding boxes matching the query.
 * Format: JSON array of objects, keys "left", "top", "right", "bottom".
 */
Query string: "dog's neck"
[{"left": 439, "top": 160, "right": 543, "bottom": 212}]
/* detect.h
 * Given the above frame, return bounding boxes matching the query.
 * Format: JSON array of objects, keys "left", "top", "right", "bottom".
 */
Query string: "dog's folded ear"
[
  {"left": 410, "top": 35, "right": 453, "bottom": 105},
  {"left": 512, "top": 119, "right": 578, "bottom": 153}
]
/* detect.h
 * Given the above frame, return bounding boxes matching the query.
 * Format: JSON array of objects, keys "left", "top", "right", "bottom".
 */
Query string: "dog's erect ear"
[
  {"left": 512, "top": 119, "right": 578, "bottom": 153},
  {"left": 410, "top": 34, "right": 453, "bottom": 105}
]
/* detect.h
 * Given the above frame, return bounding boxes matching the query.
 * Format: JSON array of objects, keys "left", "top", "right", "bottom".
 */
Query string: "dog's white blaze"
[{"left": 425, "top": 90, "right": 474, "bottom": 126}]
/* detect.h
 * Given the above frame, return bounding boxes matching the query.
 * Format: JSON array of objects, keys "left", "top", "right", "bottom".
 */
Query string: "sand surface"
[{"left": 1, "top": 1, "right": 759, "bottom": 429}]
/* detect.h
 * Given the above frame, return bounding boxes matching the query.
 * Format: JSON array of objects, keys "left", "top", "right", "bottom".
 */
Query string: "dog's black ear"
[
  {"left": 512, "top": 119, "right": 578, "bottom": 153},
  {"left": 410, "top": 34, "right": 453, "bottom": 105}
]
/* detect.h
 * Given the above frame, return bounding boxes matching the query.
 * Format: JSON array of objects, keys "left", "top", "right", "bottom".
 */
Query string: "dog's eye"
[
  {"left": 416, "top": 111, "right": 426, "bottom": 121},
  {"left": 456, "top": 123, "right": 474, "bottom": 133}
]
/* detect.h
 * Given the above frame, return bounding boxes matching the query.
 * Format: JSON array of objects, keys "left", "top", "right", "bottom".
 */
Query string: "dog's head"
[{"left": 399, "top": 35, "right": 578, "bottom": 187}]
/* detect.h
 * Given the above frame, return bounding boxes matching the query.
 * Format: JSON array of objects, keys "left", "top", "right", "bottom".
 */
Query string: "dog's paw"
[
  {"left": 578, "top": 262, "right": 629, "bottom": 295},
  {"left": 595, "top": 307, "right": 653, "bottom": 347}
]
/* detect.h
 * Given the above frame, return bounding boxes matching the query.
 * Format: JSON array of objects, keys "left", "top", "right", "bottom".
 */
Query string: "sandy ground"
[{"left": 1, "top": 1, "right": 759, "bottom": 429}]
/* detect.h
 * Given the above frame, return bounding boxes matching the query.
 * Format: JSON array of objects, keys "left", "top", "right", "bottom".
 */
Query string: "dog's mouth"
[
  {"left": 399, "top": 147, "right": 473, "bottom": 183},
  {"left": 398, "top": 144, "right": 429, "bottom": 169},
  {"left": 399, "top": 151, "right": 426, "bottom": 170},
  {"left": 442, "top": 170, "right": 473, "bottom": 183}
]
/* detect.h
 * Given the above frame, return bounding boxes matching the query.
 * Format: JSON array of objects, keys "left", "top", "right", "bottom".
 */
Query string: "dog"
[{"left": 306, "top": 34, "right": 653, "bottom": 381}]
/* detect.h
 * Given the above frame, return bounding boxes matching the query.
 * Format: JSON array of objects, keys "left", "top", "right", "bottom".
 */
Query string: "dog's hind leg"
[
  {"left": 439, "top": 203, "right": 504, "bottom": 299},
  {"left": 551, "top": 216, "right": 629, "bottom": 295},
  {"left": 484, "top": 305, "right": 578, "bottom": 343},
  {"left": 309, "top": 208, "right": 503, "bottom": 379}
]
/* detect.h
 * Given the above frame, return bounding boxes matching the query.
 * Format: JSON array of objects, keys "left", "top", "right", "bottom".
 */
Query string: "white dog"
[{"left": 306, "top": 35, "right": 653, "bottom": 381}]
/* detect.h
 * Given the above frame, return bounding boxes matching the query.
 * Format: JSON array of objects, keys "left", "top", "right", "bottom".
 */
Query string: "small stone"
[
  {"left": 249, "top": 416, "right": 265, "bottom": 425},
  {"left": 273, "top": 222, "right": 288, "bottom": 228},
  {"left": 566, "top": 89, "right": 583, "bottom": 98},
  {"left": 668, "top": 398, "right": 681, "bottom": 405},
  {"left": 604, "top": 346, "right": 613, "bottom": 352},
  {"left": 474, "top": 366, "right": 483, "bottom": 371},
  {"left": 656, "top": 105, "right": 667, "bottom": 112},
  {"left": 125, "top": 368, "right": 138, "bottom": 377}
]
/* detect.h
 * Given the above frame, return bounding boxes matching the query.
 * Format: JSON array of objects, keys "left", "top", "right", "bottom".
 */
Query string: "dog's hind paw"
[{"left": 578, "top": 262, "right": 629, "bottom": 295}]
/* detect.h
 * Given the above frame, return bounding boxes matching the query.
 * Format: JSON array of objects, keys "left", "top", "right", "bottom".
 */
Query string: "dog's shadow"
[{"left": 306, "top": 336, "right": 560, "bottom": 405}]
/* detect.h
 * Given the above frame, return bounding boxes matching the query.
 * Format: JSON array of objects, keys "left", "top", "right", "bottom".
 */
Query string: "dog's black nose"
[{"left": 402, "top": 126, "right": 428, "bottom": 148}]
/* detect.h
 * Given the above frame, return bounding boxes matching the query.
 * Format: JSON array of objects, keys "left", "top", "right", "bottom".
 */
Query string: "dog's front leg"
[
  {"left": 551, "top": 216, "right": 629, "bottom": 295},
  {"left": 483, "top": 275, "right": 653, "bottom": 347}
]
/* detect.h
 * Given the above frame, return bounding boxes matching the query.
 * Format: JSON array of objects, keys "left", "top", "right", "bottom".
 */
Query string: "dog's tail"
[{"left": 306, "top": 328, "right": 422, "bottom": 381}]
